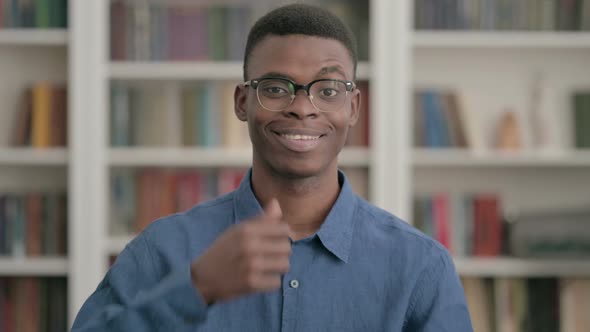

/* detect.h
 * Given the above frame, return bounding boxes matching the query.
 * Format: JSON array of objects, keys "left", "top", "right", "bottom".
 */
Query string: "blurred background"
[{"left": 0, "top": 0, "right": 589, "bottom": 331}]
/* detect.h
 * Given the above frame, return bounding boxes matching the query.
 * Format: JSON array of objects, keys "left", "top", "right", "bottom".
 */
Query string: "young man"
[{"left": 72, "top": 4, "right": 473, "bottom": 331}]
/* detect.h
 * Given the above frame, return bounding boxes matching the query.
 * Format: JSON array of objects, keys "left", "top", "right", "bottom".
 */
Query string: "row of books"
[
  {"left": 110, "top": 82, "right": 370, "bottom": 148},
  {"left": 110, "top": 168, "right": 246, "bottom": 234},
  {"left": 509, "top": 207, "right": 590, "bottom": 258},
  {"left": 573, "top": 91, "right": 590, "bottom": 148},
  {"left": 0, "top": 277, "right": 67, "bottom": 332},
  {"left": 11, "top": 82, "right": 67, "bottom": 148},
  {"left": 414, "top": 84, "right": 586, "bottom": 151},
  {"left": 414, "top": 192, "right": 590, "bottom": 258},
  {"left": 0, "top": 0, "right": 67, "bottom": 28},
  {"left": 110, "top": 167, "right": 369, "bottom": 235},
  {"left": 415, "top": 0, "right": 590, "bottom": 30},
  {"left": 0, "top": 193, "right": 67, "bottom": 257},
  {"left": 109, "top": 0, "right": 369, "bottom": 62},
  {"left": 413, "top": 90, "right": 469, "bottom": 148},
  {"left": 413, "top": 193, "right": 503, "bottom": 257},
  {"left": 463, "top": 277, "right": 589, "bottom": 332},
  {"left": 111, "top": 82, "right": 248, "bottom": 148},
  {"left": 110, "top": 1, "right": 250, "bottom": 61}
]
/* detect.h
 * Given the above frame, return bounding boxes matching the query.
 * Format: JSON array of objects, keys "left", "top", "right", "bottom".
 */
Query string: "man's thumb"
[{"left": 264, "top": 198, "right": 282, "bottom": 221}]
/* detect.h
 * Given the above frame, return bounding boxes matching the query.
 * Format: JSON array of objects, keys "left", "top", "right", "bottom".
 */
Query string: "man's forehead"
[{"left": 247, "top": 35, "right": 355, "bottom": 79}]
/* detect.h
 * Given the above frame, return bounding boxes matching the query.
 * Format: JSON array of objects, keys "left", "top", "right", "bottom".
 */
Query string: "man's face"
[{"left": 235, "top": 34, "right": 360, "bottom": 179}]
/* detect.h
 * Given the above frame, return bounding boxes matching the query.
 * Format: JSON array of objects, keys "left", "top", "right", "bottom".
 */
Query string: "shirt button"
[{"left": 290, "top": 279, "right": 299, "bottom": 289}]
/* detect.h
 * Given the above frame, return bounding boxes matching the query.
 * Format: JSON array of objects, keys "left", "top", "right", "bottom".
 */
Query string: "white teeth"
[{"left": 282, "top": 134, "right": 320, "bottom": 140}]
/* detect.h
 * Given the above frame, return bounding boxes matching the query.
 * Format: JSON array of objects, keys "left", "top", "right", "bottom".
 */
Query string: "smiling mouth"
[
  {"left": 280, "top": 133, "right": 322, "bottom": 140},
  {"left": 272, "top": 131, "right": 326, "bottom": 152}
]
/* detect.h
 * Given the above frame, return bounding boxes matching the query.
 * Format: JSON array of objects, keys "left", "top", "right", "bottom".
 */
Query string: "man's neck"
[{"left": 251, "top": 164, "right": 341, "bottom": 241}]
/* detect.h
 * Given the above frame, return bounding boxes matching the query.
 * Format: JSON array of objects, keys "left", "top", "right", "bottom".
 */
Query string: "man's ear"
[
  {"left": 348, "top": 87, "right": 361, "bottom": 127},
  {"left": 234, "top": 84, "right": 248, "bottom": 122}
]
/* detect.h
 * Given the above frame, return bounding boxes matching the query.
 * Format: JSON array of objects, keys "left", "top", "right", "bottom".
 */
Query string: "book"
[
  {"left": 11, "top": 83, "right": 68, "bottom": 148},
  {"left": 414, "top": 89, "right": 470, "bottom": 149},
  {"left": 414, "top": 0, "right": 588, "bottom": 31},
  {"left": 573, "top": 92, "right": 590, "bottom": 148},
  {"left": 433, "top": 193, "right": 451, "bottom": 250},
  {"left": 31, "top": 83, "right": 52, "bottom": 148},
  {"left": 0, "top": 277, "right": 68, "bottom": 332},
  {"left": 109, "top": 1, "right": 369, "bottom": 61},
  {"left": 560, "top": 278, "right": 590, "bottom": 332},
  {"left": 0, "top": 193, "right": 67, "bottom": 257},
  {"left": 0, "top": 0, "right": 65, "bottom": 27},
  {"left": 510, "top": 208, "right": 590, "bottom": 258},
  {"left": 111, "top": 169, "right": 246, "bottom": 234},
  {"left": 583, "top": 0, "right": 590, "bottom": 30},
  {"left": 462, "top": 277, "right": 495, "bottom": 332},
  {"left": 35, "top": 0, "right": 50, "bottom": 28},
  {"left": 473, "top": 194, "right": 502, "bottom": 256}
]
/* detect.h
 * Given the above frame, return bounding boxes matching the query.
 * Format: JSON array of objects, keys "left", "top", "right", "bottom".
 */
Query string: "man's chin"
[{"left": 271, "top": 160, "right": 334, "bottom": 180}]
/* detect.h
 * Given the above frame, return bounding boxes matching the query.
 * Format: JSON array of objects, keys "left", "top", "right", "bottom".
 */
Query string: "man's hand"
[{"left": 190, "top": 199, "right": 291, "bottom": 304}]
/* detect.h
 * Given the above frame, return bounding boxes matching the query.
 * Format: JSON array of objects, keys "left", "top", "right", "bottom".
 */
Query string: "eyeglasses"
[{"left": 244, "top": 77, "right": 356, "bottom": 113}]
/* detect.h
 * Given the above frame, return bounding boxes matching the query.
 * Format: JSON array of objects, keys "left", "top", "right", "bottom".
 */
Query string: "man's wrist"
[{"left": 190, "top": 262, "right": 215, "bottom": 305}]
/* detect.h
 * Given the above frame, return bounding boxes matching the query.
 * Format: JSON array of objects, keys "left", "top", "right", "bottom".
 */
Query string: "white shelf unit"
[
  {"left": 414, "top": 31, "right": 590, "bottom": 49},
  {"left": 0, "top": 148, "right": 68, "bottom": 166},
  {"left": 0, "top": 8, "right": 72, "bottom": 330},
  {"left": 454, "top": 258, "right": 590, "bottom": 277},
  {"left": 69, "top": 1, "right": 410, "bottom": 324},
  {"left": 0, "top": 257, "right": 69, "bottom": 276},
  {"left": 411, "top": 4, "right": 590, "bottom": 313},
  {"left": 110, "top": 61, "right": 371, "bottom": 80},
  {"left": 109, "top": 146, "right": 370, "bottom": 167},
  {"left": 0, "top": 29, "right": 68, "bottom": 45},
  {"left": 14, "top": 0, "right": 582, "bottom": 327},
  {"left": 413, "top": 149, "right": 590, "bottom": 167}
]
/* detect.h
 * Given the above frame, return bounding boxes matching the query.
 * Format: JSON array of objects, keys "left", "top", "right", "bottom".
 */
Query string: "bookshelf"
[
  {"left": 411, "top": 0, "right": 590, "bottom": 329},
  {"left": 0, "top": 3, "right": 71, "bottom": 331},
  {"left": 64, "top": 0, "right": 408, "bottom": 325},
  {"left": 0, "top": 0, "right": 586, "bottom": 329}
]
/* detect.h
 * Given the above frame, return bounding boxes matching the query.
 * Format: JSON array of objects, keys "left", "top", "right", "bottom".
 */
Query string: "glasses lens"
[
  {"left": 257, "top": 79, "right": 294, "bottom": 111},
  {"left": 310, "top": 80, "right": 348, "bottom": 112}
]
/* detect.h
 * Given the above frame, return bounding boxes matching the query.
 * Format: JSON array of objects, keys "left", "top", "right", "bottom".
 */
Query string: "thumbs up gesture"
[{"left": 190, "top": 199, "right": 292, "bottom": 304}]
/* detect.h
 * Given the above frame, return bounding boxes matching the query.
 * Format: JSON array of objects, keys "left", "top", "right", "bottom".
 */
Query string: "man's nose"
[{"left": 282, "top": 89, "right": 319, "bottom": 119}]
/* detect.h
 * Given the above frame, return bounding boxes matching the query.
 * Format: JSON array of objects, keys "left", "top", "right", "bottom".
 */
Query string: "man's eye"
[
  {"left": 264, "top": 87, "right": 288, "bottom": 95},
  {"left": 321, "top": 88, "right": 339, "bottom": 97}
]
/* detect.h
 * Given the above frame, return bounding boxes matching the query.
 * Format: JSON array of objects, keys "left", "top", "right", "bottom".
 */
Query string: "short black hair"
[{"left": 243, "top": 3, "right": 358, "bottom": 81}]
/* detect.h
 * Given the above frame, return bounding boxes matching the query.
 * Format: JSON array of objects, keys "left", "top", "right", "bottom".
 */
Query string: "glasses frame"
[{"left": 244, "top": 77, "right": 357, "bottom": 113}]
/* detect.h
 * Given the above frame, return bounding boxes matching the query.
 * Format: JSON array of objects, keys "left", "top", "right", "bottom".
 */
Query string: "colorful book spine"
[
  {"left": 414, "top": 0, "right": 587, "bottom": 30},
  {"left": 109, "top": 2, "right": 367, "bottom": 60},
  {"left": 0, "top": 193, "right": 67, "bottom": 257},
  {"left": 11, "top": 83, "right": 67, "bottom": 148},
  {"left": 111, "top": 169, "right": 246, "bottom": 234}
]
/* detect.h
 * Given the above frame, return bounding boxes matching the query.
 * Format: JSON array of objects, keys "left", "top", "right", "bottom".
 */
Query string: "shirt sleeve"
[
  {"left": 71, "top": 235, "right": 209, "bottom": 332},
  {"left": 403, "top": 249, "right": 474, "bottom": 332}
]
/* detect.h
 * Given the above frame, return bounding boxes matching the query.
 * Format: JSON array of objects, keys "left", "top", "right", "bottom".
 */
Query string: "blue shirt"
[{"left": 72, "top": 170, "right": 473, "bottom": 331}]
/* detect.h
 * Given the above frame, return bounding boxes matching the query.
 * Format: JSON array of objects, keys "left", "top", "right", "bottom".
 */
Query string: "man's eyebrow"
[
  {"left": 315, "top": 66, "right": 347, "bottom": 79},
  {"left": 257, "top": 72, "right": 294, "bottom": 80}
]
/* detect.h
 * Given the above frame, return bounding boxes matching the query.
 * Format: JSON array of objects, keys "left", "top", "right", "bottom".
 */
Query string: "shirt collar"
[{"left": 233, "top": 169, "right": 357, "bottom": 263}]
